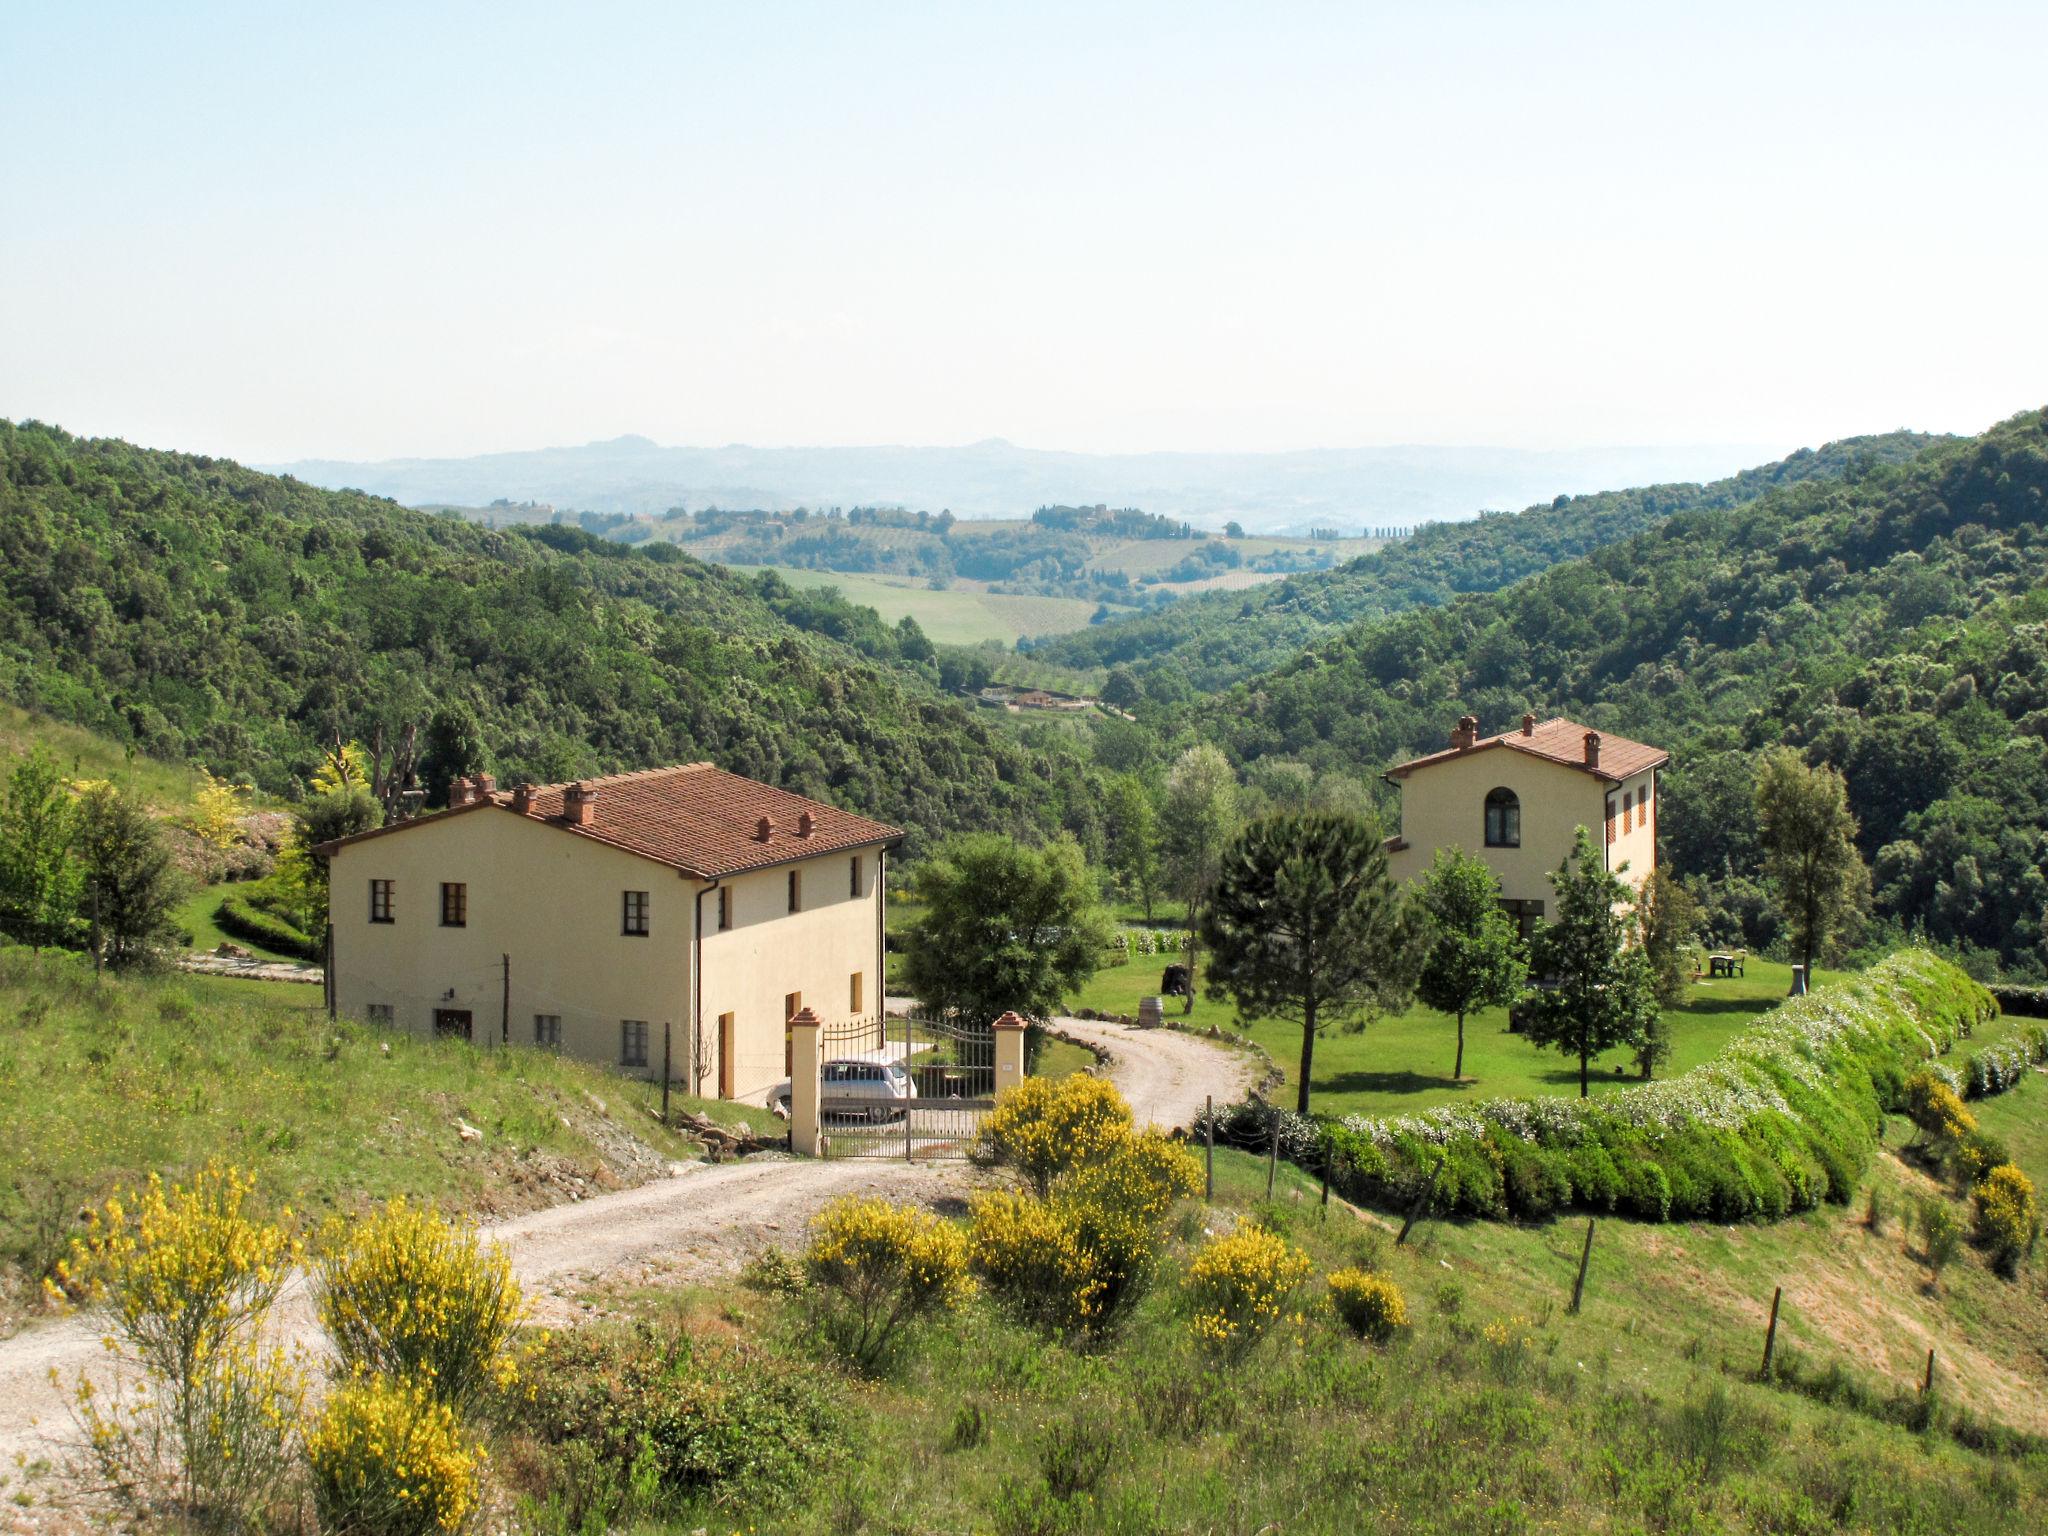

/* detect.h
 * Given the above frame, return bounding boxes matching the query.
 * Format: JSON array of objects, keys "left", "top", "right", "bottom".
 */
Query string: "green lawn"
[
  {"left": 727, "top": 564, "right": 1102, "bottom": 645},
  {"left": 171, "top": 884, "right": 310, "bottom": 964},
  {"left": 1072, "top": 952, "right": 1817, "bottom": 1119}
]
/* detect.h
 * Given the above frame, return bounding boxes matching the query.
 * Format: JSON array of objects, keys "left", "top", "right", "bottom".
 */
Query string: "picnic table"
[{"left": 1709, "top": 952, "right": 1745, "bottom": 979}]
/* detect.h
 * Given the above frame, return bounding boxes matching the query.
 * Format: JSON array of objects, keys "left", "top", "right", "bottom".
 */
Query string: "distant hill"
[
  {"left": 1029, "top": 432, "right": 1951, "bottom": 691},
  {"left": 268, "top": 435, "right": 1783, "bottom": 532},
  {"left": 0, "top": 422, "right": 1107, "bottom": 858},
  {"left": 1183, "top": 409, "right": 2048, "bottom": 973}
]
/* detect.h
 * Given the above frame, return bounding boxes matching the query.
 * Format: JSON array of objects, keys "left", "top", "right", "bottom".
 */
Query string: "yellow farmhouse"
[
  {"left": 1383, "top": 714, "right": 1669, "bottom": 934},
  {"left": 318, "top": 764, "right": 902, "bottom": 1105}
]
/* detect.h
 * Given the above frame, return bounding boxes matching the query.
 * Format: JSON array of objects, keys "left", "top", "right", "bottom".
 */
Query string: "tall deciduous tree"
[
  {"left": 1200, "top": 812, "right": 1412, "bottom": 1115},
  {"left": 1101, "top": 773, "right": 1161, "bottom": 921},
  {"left": 0, "top": 748, "right": 82, "bottom": 952},
  {"left": 74, "top": 782, "right": 182, "bottom": 968},
  {"left": 1522, "top": 828, "right": 1660, "bottom": 1099},
  {"left": 1411, "top": 849, "right": 1526, "bottom": 1081},
  {"left": 1754, "top": 749, "right": 1869, "bottom": 983},
  {"left": 1160, "top": 744, "right": 1240, "bottom": 1014},
  {"left": 1638, "top": 868, "right": 1702, "bottom": 1010},
  {"left": 901, "top": 833, "right": 1113, "bottom": 1029}
]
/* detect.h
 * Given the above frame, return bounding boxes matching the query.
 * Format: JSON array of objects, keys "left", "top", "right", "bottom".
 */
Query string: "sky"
[{"left": 3, "top": 0, "right": 2044, "bottom": 465}]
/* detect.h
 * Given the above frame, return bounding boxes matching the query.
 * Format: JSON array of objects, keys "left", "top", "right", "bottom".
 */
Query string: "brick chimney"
[
  {"left": 1521, "top": 712, "right": 1536, "bottom": 736},
  {"left": 1450, "top": 714, "right": 1479, "bottom": 750},
  {"left": 797, "top": 811, "right": 814, "bottom": 839},
  {"left": 511, "top": 783, "right": 536, "bottom": 815},
  {"left": 473, "top": 772, "right": 495, "bottom": 797},
  {"left": 755, "top": 816, "right": 774, "bottom": 842},
  {"left": 448, "top": 774, "right": 473, "bottom": 807},
  {"left": 563, "top": 782, "right": 597, "bottom": 826},
  {"left": 1583, "top": 731, "right": 1602, "bottom": 768}
]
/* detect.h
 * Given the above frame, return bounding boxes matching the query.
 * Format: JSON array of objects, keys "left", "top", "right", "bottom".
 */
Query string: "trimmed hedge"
[
  {"left": 1989, "top": 984, "right": 2048, "bottom": 1020},
  {"left": 215, "top": 891, "right": 323, "bottom": 963},
  {"left": 1202, "top": 952, "right": 1997, "bottom": 1225}
]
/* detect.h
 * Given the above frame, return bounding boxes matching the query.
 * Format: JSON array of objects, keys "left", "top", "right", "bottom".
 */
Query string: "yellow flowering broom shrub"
[
  {"left": 1972, "top": 1163, "right": 2041, "bottom": 1278},
  {"left": 979, "top": 1074, "right": 1133, "bottom": 1194},
  {"left": 1326, "top": 1268, "right": 1409, "bottom": 1343},
  {"left": 55, "top": 1163, "right": 305, "bottom": 1524},
  {"left": 804, "top": 1196, "right": 973, "bottom": 1370},
  {"left": 307, "top": 1373, "right": 483, "bottom": 1536},
  {"left": 1184, "top": 1226, "right": 1311, "bottom": 1360},
  {"left": 315, "top": 1198, "right": 528, "bottom": 1412},
  {"left": 969, "top": 1129, "right": 1202, "bottom": 1333}
]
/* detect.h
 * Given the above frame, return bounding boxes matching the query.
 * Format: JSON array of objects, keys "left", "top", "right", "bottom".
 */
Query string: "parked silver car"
[{"left": 767, "top": 1058, "right": 917, "bottom": 1121}]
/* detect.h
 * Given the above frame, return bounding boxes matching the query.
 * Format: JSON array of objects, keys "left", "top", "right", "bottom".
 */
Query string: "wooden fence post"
[
  {"left": 1760, "top": 1286, "right": 1782, "bottom": 1378},
  {"left": 1265, "top": 1110, "right": 1280, "bottom": 1200},
  {"left": 1569, "top": 1218, "right": 1596, "bottom": 1314},
  {"left": 1204, "top": 1094, "right": 1214, "bottom": 1202},
  {"left": 1922, "top": 1347, "right": 1936, "bottom": 1395}
]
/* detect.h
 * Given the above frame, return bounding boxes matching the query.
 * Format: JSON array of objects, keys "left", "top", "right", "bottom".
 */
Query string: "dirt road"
[
  {"left": 1048, "top": 1015, "right": 1260, "bottom": 1130},
  {"left": 0, "top": 1017, "right": 1253, "bottom": 1485}
]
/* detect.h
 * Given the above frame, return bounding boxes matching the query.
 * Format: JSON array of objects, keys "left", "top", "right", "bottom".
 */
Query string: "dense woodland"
[
  {"left": 1167, "top": 411, "right": 2048, "bottom": 974},
  {"left": 1029, "top": 431, "right": 1946, "bottom": 693},
  {"left": 0, "top": 422, "right": 1104, "bottom": 859}
]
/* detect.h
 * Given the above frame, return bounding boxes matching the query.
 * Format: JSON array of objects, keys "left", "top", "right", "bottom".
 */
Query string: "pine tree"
[{"left": 1200, "top": 812, "right": 1412, "bottom": 1115}]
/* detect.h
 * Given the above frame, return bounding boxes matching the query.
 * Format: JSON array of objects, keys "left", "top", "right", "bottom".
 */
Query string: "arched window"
[{"left": 1484, "top": 787, "right": 1520, "bottom": 848}]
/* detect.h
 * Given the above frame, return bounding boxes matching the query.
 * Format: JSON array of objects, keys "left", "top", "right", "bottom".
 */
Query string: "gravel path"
[
  {"left": 1047, "top": 1015, "right": 1260, "bottom": 1130},
  {"left": 0, "top": 1015, "right": 1254, "bottom": 1489}
]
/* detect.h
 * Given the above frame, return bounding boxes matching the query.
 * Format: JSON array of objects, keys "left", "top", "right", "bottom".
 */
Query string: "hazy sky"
[{"left": 4, "top": 1, "right": 2043, "bottom": 463}]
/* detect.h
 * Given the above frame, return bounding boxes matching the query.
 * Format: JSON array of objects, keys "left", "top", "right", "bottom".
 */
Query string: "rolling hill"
[
  {"left": 270, "top": 434, "right": 1780, "bottom": 530},
  {"left": 1186, "top": 409, "right": 2048, "bottom": 972},
  {"left": 1028, "top": 432, "right": 1949, "bottom": 695},
  {"left": 0, "top": 421, "right": 1106, "bottom": 858}
]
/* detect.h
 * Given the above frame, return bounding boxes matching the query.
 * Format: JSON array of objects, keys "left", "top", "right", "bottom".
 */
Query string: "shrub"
[
  {"left": 516, "top": 1324, "right": 848, "bottom": 1512},
  {"left": 1987, "top": 983, "right": 2048, "bottom": 1019},
  {"left": 214, "top": 889, "right": 323, "bottom": 962},
  {"left": 1918, "top": 1198, "right": 1964, "bottom": 1282},
  {"left": 1311, "top": 952, "right": 1993, "bottom": 1225},
  {"left": 969, "top": 1129, "right": 1200, "bottom": 1333},
  {"left": 1184, "top": 1225, "right": 1312, "bottom": 1360},
  {"left": 980, "top": 1074, "right": 1132, "bottom": 1193},
  {"left": 307, "top": 1373, "right": 483, "bottom": 1536},
  {"left": 315, "top": 1198, "right": 527, "bottom": 1412},
  {"left": 1864, "top": 1185, "right": 1888, "bottom": 1235},
  {"left": 1972, "top": 1163, "right": 2040, "bottom": 1278},
  {"left": 55, "top": 1163, "right": 304, "bottom": 1524},
  {"left": 1326, "top": 1268, "right": 1408, "bottom": 1343},
  {"left": 804, "top": 1196, "right": 972, "bottom": 1369}
]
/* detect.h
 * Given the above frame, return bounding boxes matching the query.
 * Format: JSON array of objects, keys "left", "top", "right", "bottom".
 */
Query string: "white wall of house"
[
  {"left": 329, "top": 807, "right": 884, "bottom": 1104},
  {"left": 1386, "top": 749, "right": 1658, "bottom": 907}
]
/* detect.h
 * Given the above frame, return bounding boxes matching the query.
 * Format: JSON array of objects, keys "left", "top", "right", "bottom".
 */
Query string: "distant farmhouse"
[
  {"left": 1384, "top": 714, "right": 1668, "bottom": 935},
  {"left": 318, "top": 765, "right": 901, "bottom": 1105}
]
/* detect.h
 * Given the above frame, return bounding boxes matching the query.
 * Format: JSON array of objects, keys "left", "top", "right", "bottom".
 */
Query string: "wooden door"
[{"left": 718, "top": 1012, "right": 734, "bottom": 1100}]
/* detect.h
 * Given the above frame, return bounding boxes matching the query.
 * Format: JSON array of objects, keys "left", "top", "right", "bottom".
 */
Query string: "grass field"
[
  {"left": 0, "top": 700, "right": 205, "bottom": 810},
  {"left": 730, "top": 564, "right": 1102, "bottom": 645},
  {"left": 1072, "top": 949, "right": 1814, "bottom": 1118},
  {"left": 0, "top": 948, "right": 778, "bottom": 1320}
]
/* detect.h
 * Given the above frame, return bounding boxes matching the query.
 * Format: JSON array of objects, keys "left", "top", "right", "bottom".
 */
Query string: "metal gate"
[{"left": 819, "top": 1008, "right": 996, "bottom": 1160}]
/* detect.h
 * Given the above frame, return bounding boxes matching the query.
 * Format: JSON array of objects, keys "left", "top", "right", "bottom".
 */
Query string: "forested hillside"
[
  {"left": 1190, "top": 409, "right": 2048, "bottom": 973},
  {"left": 0, "top": 422, "right": 1103, "bottom": 856},
  {"left": 1030, "top": 431, "right": 1946, "bottom": 695}
]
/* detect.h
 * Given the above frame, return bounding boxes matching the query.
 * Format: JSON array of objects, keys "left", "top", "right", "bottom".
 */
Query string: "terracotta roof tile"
[
  {"left": 317, "top": 763, "right": 903, "bottom": 878},
  {"left": 1386, "top": 717, "right": 1668, "bottom": 783}
]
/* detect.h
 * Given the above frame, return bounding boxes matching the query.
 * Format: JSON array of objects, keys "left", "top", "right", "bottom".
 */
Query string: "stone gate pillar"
[
  {"left": 992, "top": 1011, "right": 1028, "bottom": 1096},
  {"left": 789, "top": 1006, "right": 824, "bottom": 1156}
]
